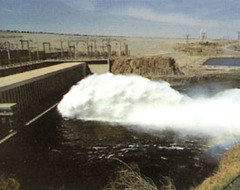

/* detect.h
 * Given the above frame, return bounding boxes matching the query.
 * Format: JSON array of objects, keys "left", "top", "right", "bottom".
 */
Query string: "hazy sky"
[{"left": 1, "top": 0, "right": 240, "bottom": 39}]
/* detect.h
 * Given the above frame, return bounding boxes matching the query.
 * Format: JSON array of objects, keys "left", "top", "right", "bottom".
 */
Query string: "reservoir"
[{"left": 204, "top": 58, "right": 240, "bottom": 66}]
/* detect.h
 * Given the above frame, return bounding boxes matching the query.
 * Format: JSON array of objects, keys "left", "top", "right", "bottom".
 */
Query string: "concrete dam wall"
[{"left": 0, "top": 62, "right": 91, "bottom": 134}]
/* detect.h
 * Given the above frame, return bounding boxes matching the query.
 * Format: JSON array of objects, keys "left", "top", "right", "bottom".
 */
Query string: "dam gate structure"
[{"left": 0, "top": 59, "right": 110, "bottom": 140}]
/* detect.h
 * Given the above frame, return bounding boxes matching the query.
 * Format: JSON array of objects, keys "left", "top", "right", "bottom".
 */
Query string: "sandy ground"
[
  {"left": 1, "top": 31, "right": 240, "bottom": 76},
  {"left": 0, "top": 31, "right": 196, "bottom": 57},
  {"left": 0, "top": 31, "right": 190, "bottom": 57},
  {"left": 0, "top": 32, "right": 200, "bottom": 69}
]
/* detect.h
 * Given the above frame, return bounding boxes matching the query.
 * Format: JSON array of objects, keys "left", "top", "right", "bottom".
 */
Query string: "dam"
[
  {"left": 1, "top": 57, "right": 239, "bottom": 189},
  {"left": 0, "top": 60, "right": 109, "bottom": 139}
]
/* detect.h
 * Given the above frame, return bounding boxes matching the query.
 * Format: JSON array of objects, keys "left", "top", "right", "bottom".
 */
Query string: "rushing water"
[
  {"left": 1, "top": 73, "right": 240, "bottom": 190},
  {"left": 58, "top": 73, "right": 240, "bottom": 139}
]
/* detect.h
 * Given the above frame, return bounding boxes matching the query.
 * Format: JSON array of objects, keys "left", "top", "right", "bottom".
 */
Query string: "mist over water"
[{"left": 58, "top": 73, "right": 240, "bottom": 141}]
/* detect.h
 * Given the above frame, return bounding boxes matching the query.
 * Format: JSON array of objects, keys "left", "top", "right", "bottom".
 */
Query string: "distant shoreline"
[{"left": 0, "top": 30, "right": 197, "bottom": 40}]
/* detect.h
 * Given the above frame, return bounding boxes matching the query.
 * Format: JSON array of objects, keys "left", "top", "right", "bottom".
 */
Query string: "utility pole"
[
  {"left": 101, "top": 40, "right": 105, "bottom": 55},
  {"left": 107, "top": 43, "right": 111, "bottom": 57},
  {"left": 43, "top": 42, "right": 51, "bottom": 53},
  {"left": 86, "top": 40, "right": 90, "bottom": 56},
  {"left": 36, "top": 47, "right": 39, "bottom": 61},
  {"left": 20, "top": 39, "right": 32, "bottom": 61},
  {"left": 93, "top": 40, "right": 97, "bottom": 56},
  {"left": 5, "top": 42, "right": 11, "bottom": 64},
  {"left": 185, "top": 34, "right": 190, "bottom": 44},
  {"left": 124, "top": 43, "right": 129, "bottom": 56},
  {"left": 60, "top": 40, "right": 64, "bottom": 59},
  {"left": 27, "top": 40, "right": 31, "bottom": 62},
  {"left": 200, "top": 29, "right": 207, "bottom": 42}
]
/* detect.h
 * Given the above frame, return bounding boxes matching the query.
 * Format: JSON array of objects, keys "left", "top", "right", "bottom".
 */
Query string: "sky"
[{"left": 0, "top": 0, "right": 240, "bottom": 39}]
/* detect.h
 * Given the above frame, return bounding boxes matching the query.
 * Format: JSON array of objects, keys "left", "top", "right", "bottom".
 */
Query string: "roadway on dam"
[{"left": 0, "top": 62, "right": 85, "bottom": 90}]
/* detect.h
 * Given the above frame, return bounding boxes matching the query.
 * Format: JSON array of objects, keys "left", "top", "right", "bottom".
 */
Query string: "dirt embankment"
[
  {"left": 110, "top": 56, "right": 240, "bottom": 88},
  {"left": 195, "top": 143, "right": 240, "bottom": 190},
  {"left": 111, "top": 56, "right": 183, "bottom": 79},
  {"left": 174, "top": 41, "right": 224, "bottom": 56},
  {"left": 174, "top": 40, "right": 240, "bottom": 58}
]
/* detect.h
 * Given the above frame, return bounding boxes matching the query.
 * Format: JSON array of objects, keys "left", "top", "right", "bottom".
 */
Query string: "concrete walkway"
[
  {"left": 0, "top": 62, "right": 84, "bottom": 90},
  {"left": 88, "top": 64, "right": 110, "bottom": 74}
]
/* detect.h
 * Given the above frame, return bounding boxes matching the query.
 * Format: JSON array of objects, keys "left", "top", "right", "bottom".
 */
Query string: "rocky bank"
[
  {"left": 111, "top": 56, "right": 240, "bottom": 89},
  {"left": 111, "top": 56, "right": 183, "bottom": 78}
]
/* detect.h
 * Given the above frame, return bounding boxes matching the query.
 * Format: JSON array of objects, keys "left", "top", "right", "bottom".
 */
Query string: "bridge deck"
[{"left": 0, "top": 62, "right": 84, "bottom": 90}]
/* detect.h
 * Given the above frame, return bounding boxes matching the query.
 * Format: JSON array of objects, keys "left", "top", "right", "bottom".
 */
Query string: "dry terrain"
[{"left": 1, "top": 31, "right": 240, "bottom": 75}]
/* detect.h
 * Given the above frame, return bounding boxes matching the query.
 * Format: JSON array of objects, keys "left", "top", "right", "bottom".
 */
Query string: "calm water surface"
[{"left": 204, "top": 58, "right": 240, "bottom": 66}]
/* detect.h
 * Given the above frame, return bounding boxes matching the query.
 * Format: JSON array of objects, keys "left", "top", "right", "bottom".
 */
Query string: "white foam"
[{"left": 58, "top": 73, "right": 240, "bottom": 139}]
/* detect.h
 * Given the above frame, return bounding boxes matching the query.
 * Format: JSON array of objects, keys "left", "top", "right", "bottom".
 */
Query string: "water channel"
[
  {"left": 204, "top": 58, "right": 240, "bottom": 66},
  {"left": 0, "top": 112, "right": 218, "bottom": 190},
  {"left": 1, "top": 73, "right": 240, "bottom": 190}
]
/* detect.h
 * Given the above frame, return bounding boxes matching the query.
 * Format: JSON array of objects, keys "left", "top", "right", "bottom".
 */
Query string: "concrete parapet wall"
[
  {"left": 0, "top": 60, "right": 64, "bottom": 77},
  {"left": 0, "top": 62, "right": 90, "bottom": 127},
  {"left": 0, "top": 59, "right": 109, "bottom": 77}
]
